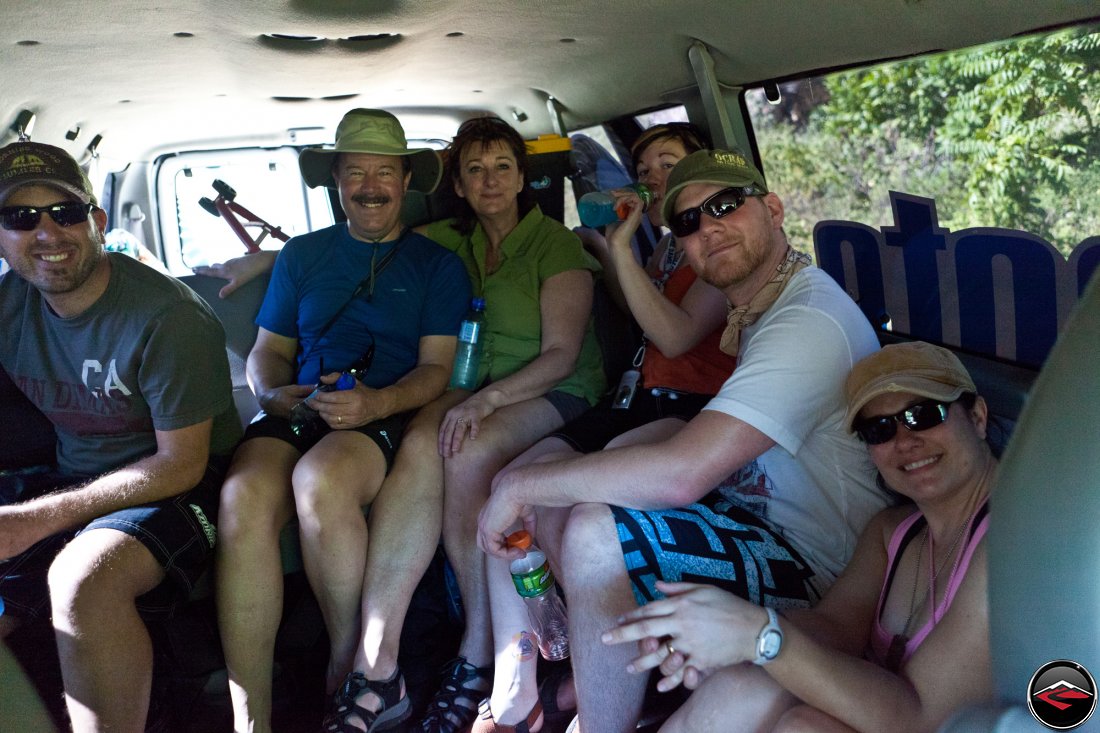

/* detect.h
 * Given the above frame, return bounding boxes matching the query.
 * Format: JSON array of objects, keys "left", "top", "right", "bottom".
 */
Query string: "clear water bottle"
[
  {"left": 577, "top": 182, "right": 653, "bottom": 228},
  {"left": 507, "top": 530, "right": 569, "bottom": 661},
  {"left": 290, "top": 371, "right": 356, "bottom": 439},
  {"left": 450, "top": 297, "right": 486, "bottom": 390}
]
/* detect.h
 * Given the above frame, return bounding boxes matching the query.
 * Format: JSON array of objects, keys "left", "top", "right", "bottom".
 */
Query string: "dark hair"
[
  {"left": 629, "top": 122, "right": 709, "bottom": 172},
  {"left": 446, "top": 116, "right": 533, "bottom": 235}
]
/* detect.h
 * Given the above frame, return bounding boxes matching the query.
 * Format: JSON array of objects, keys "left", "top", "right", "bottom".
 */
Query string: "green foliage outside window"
[{"left": 748, "top": 24, "right": 1100, "bottom": 257}]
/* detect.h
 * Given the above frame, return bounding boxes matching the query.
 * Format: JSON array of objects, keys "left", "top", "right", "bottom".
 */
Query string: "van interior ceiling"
[{"left": 2, "top": 1, "right": 1095, "bottom": 167}]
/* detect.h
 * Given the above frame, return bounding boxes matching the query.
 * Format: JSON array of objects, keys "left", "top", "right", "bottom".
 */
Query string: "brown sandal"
[{"left": 471, "top": 698, "right": 543, "bottom": 733}]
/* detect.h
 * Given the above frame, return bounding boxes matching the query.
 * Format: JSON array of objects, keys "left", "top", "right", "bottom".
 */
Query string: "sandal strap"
[
  {"left": 324, "top": 669, "right": 410, "bottom": 733},
  {"left": 473, "top": 698, "right": 544, "bottom": 733},
  {"left": 537, "top": 665, "right": 575, "bottom": 717},
  {"left": 419, "top": 657, "right": 493, "bottom": 733}
]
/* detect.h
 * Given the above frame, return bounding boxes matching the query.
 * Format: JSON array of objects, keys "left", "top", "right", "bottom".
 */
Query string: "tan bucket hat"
[
  {"left": 298, "top": 109, "right": 442, "bottom": 193},
  {"left": 844, "top": 341, "right": 977, "bottom": 431}
]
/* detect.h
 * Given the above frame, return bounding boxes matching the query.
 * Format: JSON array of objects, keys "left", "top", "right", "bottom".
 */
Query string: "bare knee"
[
  {"left": 219, "top": 472, "right": 290, "bottom": 542},
  {"left": 219, "top": 439, "right": 296, "bottom": 540},
  {"left": 292, "top": 442, "right": 384, "bottom": 528},
  {"left": 771, "top": 705, "right": 854, "bottom": 733},
  {"left": 560, "top": 503, "right": 617, "bottom": 580},
  {"left": 48, "top": 533, "right": 160, "bottom": 623}
]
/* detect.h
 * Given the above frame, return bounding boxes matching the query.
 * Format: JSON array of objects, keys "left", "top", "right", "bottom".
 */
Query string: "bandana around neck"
[{"left": 719, "top": 244, "right": 812, "bottom": 356}]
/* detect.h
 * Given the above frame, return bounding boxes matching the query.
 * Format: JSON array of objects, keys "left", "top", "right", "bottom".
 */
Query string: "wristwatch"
[{"left": 753, "top": 607, "right": 783, "bottom": 665}]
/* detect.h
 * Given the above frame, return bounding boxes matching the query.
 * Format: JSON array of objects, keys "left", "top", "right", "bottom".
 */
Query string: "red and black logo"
[{"left": 1028, "top": 660, "right": 1096, "bottom": 730}]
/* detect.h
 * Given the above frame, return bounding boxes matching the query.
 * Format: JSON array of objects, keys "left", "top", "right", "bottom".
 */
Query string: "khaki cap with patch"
[
  {"left": 0, "top": 141, "right": 97, "bottom": 206},
  {"left": 661, "top": 148, "right": 769, "bottom": 225}
]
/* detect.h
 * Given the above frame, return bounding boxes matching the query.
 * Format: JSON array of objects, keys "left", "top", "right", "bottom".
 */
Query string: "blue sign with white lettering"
[{"left": 815, "top": 191, "right": 1100, "bottom": 368}]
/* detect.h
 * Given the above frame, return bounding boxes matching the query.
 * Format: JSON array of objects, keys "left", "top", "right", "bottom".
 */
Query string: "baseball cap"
[
  {"left": 844, "top": 341, "right": 977, "bottom": 430},
  {"left": 298, "top": 108, "right": 442, "bottom": 193},
  {"left": 661, "top": 148, "right": 768, "bottom": 225},
  {"left": 0, "top": 141, "right": 97, "bottom": 206}
]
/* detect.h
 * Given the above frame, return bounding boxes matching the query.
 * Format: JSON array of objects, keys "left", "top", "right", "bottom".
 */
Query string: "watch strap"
[{"left": 753, "top": 607, "right": 783, "bottom": 665}]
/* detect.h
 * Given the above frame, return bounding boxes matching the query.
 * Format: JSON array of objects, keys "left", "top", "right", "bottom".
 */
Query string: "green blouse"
[{"left": 423, "top": 206, "right": 606, "bottom": 404}]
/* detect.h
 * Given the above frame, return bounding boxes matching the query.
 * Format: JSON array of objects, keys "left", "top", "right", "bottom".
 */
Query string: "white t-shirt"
[{"left": 704, "top": 267, "right": 889, "bottom": 582}]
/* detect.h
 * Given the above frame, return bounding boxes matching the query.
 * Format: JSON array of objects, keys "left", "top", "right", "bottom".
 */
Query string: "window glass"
[
  {"left": 156, "top": 147, "right": 331, "bottom": 276},
  {"left": 634, "top": 106, "right": 690, "bottom": 130},
  {"left": 746, "top": 23, "right": 1100, "bottom": 258}
]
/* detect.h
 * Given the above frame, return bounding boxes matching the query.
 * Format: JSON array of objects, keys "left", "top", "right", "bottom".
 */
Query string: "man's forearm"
[
  {"left": 499, "top": 410, "right": 774, "bottom": 513},
  {"left": 247, "top": 348, "right": 297, "bottom": 414},
  {"left": 500, "top": 441, "right": 706, "bottom": 513},
  {"left": 375, "top": 363, "right": 450, "bottom": 417},
  {"left": 6, "top": 450, "right": 206, "bottom": 554}
]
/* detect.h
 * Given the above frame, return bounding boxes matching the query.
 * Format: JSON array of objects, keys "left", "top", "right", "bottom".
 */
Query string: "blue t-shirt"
[{"left": 256, "top": 225, "right": 471, "bottom": 387}]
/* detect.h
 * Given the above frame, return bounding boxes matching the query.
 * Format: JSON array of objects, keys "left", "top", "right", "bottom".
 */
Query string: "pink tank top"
[{"left": 867, "top": 499, "right": 989, "bottom": 671}]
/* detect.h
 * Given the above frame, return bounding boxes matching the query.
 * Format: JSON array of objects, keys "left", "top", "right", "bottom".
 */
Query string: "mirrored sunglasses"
[
  {"left": 853, "top": 398, "right": 954, "bottom": 445},
  {"left": 668, "top": 186, "right": 763, "bottom": 237},
  {"left": 0, "top": 202, "right": 94, "bottom": 231}
]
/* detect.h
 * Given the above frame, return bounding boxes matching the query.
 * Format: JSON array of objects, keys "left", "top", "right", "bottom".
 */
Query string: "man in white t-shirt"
[{"left": 478, "top": 148, "right": 891, "bottom": 732}]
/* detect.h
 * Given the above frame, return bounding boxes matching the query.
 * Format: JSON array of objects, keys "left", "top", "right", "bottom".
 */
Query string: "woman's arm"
[
  {"left": 605, "top": 199, "right": 727, "bottom": 358},
  {"left": 438, "top": 268, "right": 592, "bottom": 456},
  {"left": 767, "top": 541, "right": 991, "bottom": 733},
  {"left": 604, "top": 528, "right": 991, "bottom": 733}
]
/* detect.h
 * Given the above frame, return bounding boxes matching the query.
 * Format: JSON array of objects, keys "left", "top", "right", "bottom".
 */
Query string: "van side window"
[
  {"left": 155, "top": 147, "right": 333, "bottom": 276},
  {"left": 745, "top": 23, "right": 1100, "bottom": 366}
]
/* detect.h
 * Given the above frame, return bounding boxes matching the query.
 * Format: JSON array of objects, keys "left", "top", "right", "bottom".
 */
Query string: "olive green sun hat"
[{"left": 298, "top": 108, "right": 442, "bottom": 194}]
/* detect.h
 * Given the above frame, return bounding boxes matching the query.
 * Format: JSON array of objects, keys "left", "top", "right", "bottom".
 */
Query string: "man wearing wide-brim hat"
[{"left": 216, "top": 108, "right": 471, "bottom": 732}]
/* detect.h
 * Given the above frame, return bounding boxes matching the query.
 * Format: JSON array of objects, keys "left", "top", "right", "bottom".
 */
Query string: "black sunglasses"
[
  {"left": 668, "top": 186, "right": 763, "bottom": 237},
  {"left": 853, "top": 398, "right": 954, "bottom": 445},
  {"left": 0, "top": 202, "right": 94, "bottom": 231}
]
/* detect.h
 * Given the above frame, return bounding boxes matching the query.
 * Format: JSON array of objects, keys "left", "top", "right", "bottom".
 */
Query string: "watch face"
[{"left": 761, "top": 629, "right": 782, "bottom": 659}]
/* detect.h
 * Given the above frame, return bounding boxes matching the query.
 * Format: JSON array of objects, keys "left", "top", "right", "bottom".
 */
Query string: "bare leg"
[
  {"left": 48, "top": 528, "right": 164, "bottom": 733},
  {"left": 217, "top": 438, "right": 299, "bottom": 733},
  {"left": 352, "top": 396, "right": 454, "bottom": 678},
  {"left": 481, "top": 435, "right": 577, "bottom": 725},
  {"left": 437, "top": 398, "right": 564, "bottom": 727},
  {"left": 771, "top": 705, "right": 858, "bottom": 733},
  {"left": 659, "top": 665, "right": 796, "bottom": 733},
  {"left": 292, "top": 432, "right": 387, "bottom": 694},
  {"left": 559, "top": 502, "right": 645, "bottom": 733},
  {"left": 443, "top": 399, "right": 564, "bottom": 666}
]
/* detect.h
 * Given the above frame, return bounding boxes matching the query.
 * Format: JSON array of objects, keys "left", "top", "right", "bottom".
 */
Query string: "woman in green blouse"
[{"left": 417, "top": 117, "right": 604, "bottom": 733}]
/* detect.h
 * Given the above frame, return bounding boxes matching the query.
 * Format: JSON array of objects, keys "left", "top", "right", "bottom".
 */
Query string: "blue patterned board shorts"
[{"left": 611, "top": 489, "right": 821, "bottom": 610}]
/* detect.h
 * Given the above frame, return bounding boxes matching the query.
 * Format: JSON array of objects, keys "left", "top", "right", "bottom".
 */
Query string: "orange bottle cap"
[{"left": 506, "top": 530, "right": 532, "bottom": 550}]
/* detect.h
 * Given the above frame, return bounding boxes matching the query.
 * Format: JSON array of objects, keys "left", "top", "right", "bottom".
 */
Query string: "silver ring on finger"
[{"left": 666, "top": 641, "right": 676, "bottom": 657}]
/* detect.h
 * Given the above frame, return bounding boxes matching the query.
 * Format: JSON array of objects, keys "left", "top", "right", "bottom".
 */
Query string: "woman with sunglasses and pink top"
[{"left": 603, "top": 341, "right": 996, "bottom": 733}]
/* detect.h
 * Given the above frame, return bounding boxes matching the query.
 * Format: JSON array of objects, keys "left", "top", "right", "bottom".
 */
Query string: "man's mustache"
[{"left": 351, "top": 194, "right": 391, "bottom": 206}]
